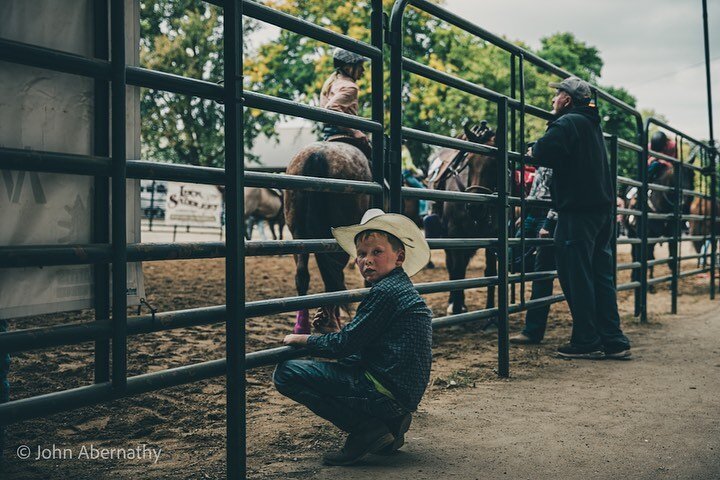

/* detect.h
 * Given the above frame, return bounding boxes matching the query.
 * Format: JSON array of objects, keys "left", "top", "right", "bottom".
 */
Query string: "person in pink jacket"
[{"left": 320, "top": 48, "right": 371, "bottom": 158}]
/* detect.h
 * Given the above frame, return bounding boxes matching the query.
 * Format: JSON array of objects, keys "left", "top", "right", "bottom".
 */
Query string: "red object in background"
[{"left": 514, "top": 165, "right": 536, "bottom": 196}]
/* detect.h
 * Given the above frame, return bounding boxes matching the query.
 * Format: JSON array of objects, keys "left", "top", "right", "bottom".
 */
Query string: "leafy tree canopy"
[{"left": 140, "top": 0, "right": 655, "bottom": 177}]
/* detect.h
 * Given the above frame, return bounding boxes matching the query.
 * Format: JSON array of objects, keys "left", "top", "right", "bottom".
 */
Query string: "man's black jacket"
[{"left": 531, "top": 105, "right": 614, "bottom": 214}]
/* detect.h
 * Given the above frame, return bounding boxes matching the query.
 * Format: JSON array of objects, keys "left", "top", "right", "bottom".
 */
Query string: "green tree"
[
  {"left": 139, "top": 1, "right": 660, "bottom": 178},
  {"left": 140, "top": 0, "right": 258, "bottom": 166},
  {"left": 533, "top": 32, "right": 644, "bottom": 177}
]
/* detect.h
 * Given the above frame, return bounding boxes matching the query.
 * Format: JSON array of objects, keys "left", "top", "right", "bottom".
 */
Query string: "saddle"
[
  {"left": 266, "top": 188, "right": 283, "bottom": 199},
  {"left": 326, "top": 133, "right": 372, "bottom": 159}
]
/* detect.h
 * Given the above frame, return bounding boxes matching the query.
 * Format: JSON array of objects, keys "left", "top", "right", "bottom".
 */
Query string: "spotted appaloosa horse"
[
  {"left": 431, "top": 123, "right": 499, "bottom": 315},
  {"left": 284, "top": 141, "right": 371, "bottom": 333}
]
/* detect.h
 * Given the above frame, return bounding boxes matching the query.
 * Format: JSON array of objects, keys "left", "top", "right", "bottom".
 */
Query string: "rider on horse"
[
  {"left": 647, "top": 131, "right": 677, "bottom": 183},
  {"left": 320, "top": 48, "right": 372, "bottom": 159}
]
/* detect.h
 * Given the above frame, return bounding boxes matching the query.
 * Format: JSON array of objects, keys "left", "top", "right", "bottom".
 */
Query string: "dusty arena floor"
[{"left": 2, "top": 248, "right": 719, "bottom": 479}]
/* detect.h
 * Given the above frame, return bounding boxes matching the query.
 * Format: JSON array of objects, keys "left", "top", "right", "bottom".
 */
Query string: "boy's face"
[{"left": 355, "top": 232, "right": 405, "bottom": 284}]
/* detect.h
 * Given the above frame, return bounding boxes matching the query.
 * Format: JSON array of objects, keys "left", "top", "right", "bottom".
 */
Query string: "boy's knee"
[{"left": 273, "top": 360, "right": 301, "bottom": 394}]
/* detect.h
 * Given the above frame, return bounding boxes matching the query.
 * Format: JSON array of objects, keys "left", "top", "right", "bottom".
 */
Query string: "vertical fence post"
[
  {"left": 496, "top": 97, "right": 510, "bottom": 378},
  {"left": 518, "top": 54, "right": 526, "bottom": 306},
  {"left": 702, "top": 0, "right": 716, "bottom": 299},
  {"left": 711, "top": 149, "right": 717, "bottom": 299},
  {"left": 93, "top": 0, "right": 111, "bottom": 384},
  {"left": 149, "top": 180, "right": 156, "bottom": 231},
  {"left": 640, "top": 127, "right": 649, "bottom": 322},
  {"left": 110, "top": 0, "right": 127, "bottom": 389},
  {"left": 224, "top": 0, "right": 245, "bottom": 478},
  {"left": 610, "top": 135, "right": 618, "bottom": 286},
  {"left": 388, "top": 0, "right": 410, "bottom": 214},
  {"left": 370, "top": 0, "right": 384, "bottom": 210},
  {"left": 671, "top": 140, "right": 682, "bottom": 314},
  {"left": 509, "top": 54, "right": 517, "bottom": 306}
]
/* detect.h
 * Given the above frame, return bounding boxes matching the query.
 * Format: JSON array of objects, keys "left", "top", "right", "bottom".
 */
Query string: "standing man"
[{"left": 527, "top": 76, "right": 631, "bottom": 359}]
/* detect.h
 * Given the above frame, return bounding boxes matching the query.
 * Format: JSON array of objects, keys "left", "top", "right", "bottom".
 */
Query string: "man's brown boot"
[{"left": 322, "top": 421, "right": 393, "bottom": 466}]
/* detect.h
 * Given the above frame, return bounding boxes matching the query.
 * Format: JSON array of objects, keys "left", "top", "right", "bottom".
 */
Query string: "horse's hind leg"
[
  {"left": 293, "top": 253, "right": 311, "bottom": 334},
  {"left": 316, "top": 251, "right": 351, "bottom": 317},
  {"left": 447, "top": 250, "right": 470, "bottom": 315}
]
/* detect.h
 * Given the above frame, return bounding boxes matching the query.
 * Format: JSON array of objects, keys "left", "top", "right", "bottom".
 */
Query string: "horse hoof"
[{"left": 446, "top": 303, "right": 468, "bottom": 315}]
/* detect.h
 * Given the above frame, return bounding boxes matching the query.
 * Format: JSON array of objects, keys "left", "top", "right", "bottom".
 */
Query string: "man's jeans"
[
  {"left": 554, "top": 212, "right": 630, "bottom": 349},
  {"left": 514, "top": 216, "right": 556, "bottom": 342},
  {"left": 273, "top": 360, "right": 407, "bottom": 434}
]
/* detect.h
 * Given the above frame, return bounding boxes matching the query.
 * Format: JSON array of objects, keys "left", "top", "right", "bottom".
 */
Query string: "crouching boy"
[{"left": 274, "top": 209, "right": 433, "bottom": 466}]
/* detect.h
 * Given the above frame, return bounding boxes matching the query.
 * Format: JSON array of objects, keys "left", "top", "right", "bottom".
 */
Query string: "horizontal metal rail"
[
  {"left": 0, "top": 266, "right": 562, "bottom": 355},
  {"left": 0, "top": 37, "right": 111, "bottom": 79},
  {"left": 407, "top": 0, "right": 643, "bottom": 121},
  {"left": 682, "top": 188, "right": 711, "bottom": 199},
  {"left": 617, "top": 237, "right": 642, "bottom": 245},
  {"left": 617, "top": 176, "right": 643, "bottom": 187},
  {"left": 646, "top": 236, "right": 675, "bottom": 243},
  {"left": 678, "top": 267, "right": 710, "bottom": 278},
  {"left": 617, "top": 262, "right": 642, "bottom": 271},
  {"left": 647, "top": 212, "right": 675, "bottom": 220},
  {"left": 402, "top": 57, "right": 553, "bottom": 121},
  {"left": 401, "top": 127, "right": 497, "bottom": 155},
  {"left": 618, "top": 281, "right": 641, "bottom": 292},
  {"left": 646, "top": 182, "right": 674, "bottom": 193},
  {"left": 648, "top": 274, "right": 674, "bottom": 286},
  {"left": 0, "top": 147, "right": 111, "bottom": 176},
  {"left": 680, "top": 253, "right": 711, "bottom": 262},
  {"left": 242, "top": 0, "right": 381, "bottom": 60},
  {"left": 648, "top": 257, "right": 673, "bottom": 267}
]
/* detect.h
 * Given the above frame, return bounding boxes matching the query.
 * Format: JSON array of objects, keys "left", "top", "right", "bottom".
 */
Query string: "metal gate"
[{"left": 0, "top": 1, "right": 717, "bottom": 479}]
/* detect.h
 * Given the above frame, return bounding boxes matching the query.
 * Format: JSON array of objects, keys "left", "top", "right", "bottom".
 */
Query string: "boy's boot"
[
  {"left": 322, "top": 420, "right": 393, "bottom": 466},
  {"left": 377, "top": 413, "right": 412, "bottom": 455}
]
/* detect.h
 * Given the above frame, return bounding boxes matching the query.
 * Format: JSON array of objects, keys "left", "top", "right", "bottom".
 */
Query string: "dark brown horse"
[
  {"left": 625, "top": 164, "right": 695, "bottom": 286},
  {"left": 431, "top": 123, "right": 499, "bottom": 315},
  {"left": 284, "top": 141, "right": 371, "bottom": 333},
  {"left": 689, "top": 196, "right": 720, "bottom": 261}
]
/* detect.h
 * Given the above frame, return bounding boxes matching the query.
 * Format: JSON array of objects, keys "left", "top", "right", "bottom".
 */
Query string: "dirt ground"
[{"left": 2, "top": 247, "right": 719, "bottom": 479}]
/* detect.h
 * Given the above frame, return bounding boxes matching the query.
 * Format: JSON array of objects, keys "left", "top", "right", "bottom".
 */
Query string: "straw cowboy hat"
[{"left": 331, "top": 208, "right": 431, "bottom": 277}]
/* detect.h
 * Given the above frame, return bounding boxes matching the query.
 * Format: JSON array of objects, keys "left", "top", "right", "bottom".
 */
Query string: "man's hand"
[
  {"left": 283, "top": 334, "right": 310, "bottom": 347},
  {"left": 538, "top": 228, "right": 551, "bottom": 238}
]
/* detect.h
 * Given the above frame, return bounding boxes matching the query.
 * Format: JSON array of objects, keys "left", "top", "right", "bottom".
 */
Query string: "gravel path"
[{"left": 305, "top": 302, "right": 720, "bottom": 480}]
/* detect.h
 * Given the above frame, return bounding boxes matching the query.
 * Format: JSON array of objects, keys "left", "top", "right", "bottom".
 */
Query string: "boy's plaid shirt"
[{"left": 306, "top": 267, "right": 433, "bottom": 411}]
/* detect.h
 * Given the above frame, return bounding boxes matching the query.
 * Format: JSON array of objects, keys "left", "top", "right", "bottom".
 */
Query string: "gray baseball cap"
[
  {"left": 549, "top": 76, "right": 592, "bottom": 103},
  {"left": 332, "top": 48, "right": 368, "bottom": 65}
]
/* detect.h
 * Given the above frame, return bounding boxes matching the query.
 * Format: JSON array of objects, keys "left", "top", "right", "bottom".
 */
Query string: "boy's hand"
[{"left": 283, "top": 334, "right": 310, "bottom": 346}]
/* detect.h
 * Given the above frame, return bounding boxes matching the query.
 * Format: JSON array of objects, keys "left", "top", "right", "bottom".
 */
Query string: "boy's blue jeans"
[{"left": 273, "top": 359, "right": 407, "bottom": 433}]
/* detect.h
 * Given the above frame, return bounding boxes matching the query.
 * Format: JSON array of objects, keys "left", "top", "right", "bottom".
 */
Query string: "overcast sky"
[
  {"left": 443, "top": 0, "right": 720, "bottom": 141},
  {"left": 249, "top": 1, "right": 719, "bottom": 142}
]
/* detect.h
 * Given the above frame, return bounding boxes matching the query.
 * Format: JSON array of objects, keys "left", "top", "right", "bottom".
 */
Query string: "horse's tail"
[
  {"left": 296, "top": 151, "right": 331, "bottom": 239},
  {"left": 301, "top": 149, "right": 350, "bottom": 299}
]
